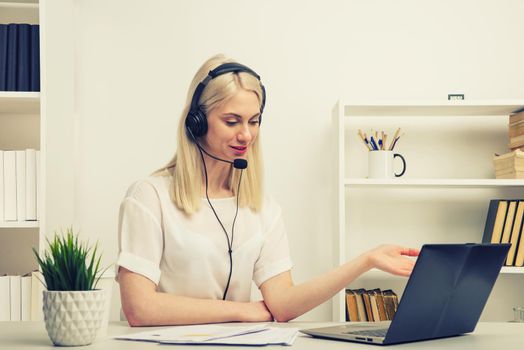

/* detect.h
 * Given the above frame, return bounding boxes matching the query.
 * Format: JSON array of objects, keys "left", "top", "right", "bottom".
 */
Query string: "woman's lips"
[{"left": 230, "top": 145, "right": 247, "bottom": 155}]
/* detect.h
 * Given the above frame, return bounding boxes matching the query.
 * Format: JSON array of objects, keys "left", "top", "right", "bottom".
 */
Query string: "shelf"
[
  {"left": 0, "top": 1, "right": 38, "bottom": 8},
  {"left": 357, "top": 266, "right": 524, "bottom": 280},
  {"left": 0, "top": 92, "right": 40, "bottom": 114},
  {"left": 345, "top": 178, "right": 524, "bottom": 188},
  {"left": 500, "top": 267, "right": 524, "bottom": 274},
  {"left": 342, "top": 100, "right": 524, "bottom": 117},
  {"left": 0, "top": 221, "right": 39, "bottom": 228},
  {"left": 0, "top": 1, "right": 39, "bottom": 24}
]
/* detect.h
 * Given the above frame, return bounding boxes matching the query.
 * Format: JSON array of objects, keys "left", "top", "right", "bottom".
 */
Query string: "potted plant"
[{"left": 33, "top": 228, "right": 107, "bottom": 346}]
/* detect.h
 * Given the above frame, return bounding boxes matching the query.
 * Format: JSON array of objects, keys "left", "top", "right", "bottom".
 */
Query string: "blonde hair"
[{"left": 155, "top": 54, "right": 265, "bottom": 214}]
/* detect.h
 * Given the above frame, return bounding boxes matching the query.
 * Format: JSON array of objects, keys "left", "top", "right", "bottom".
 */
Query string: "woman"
[{"left": 116, "top": 54, "right": 419, "bottom": 326}]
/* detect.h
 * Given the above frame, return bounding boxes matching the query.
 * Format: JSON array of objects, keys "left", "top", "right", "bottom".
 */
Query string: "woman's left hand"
[{"left": 364, "top": 245, "right": 420, "bottom": 277}]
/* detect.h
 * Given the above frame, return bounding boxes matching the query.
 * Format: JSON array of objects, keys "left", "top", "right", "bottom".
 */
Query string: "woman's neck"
[{"left": 201, "top": 155, "right": 234, "bottom": 198}]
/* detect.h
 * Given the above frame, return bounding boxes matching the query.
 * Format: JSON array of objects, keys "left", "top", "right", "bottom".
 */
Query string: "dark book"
[
  {"left": 373, "top": 288, "right": 388, "bottom": 321},
  {"left": 6, "top": 23, "right": 18, "bottom": 91},
  {"left": 0, "top": 24, "right": 8, "bottom": 90},
  {"left": 482, "top": 200, "right": 508, "bottom": 244},
  {"left": 17, "top": 24, "right": 31, "bottom": 91},
  {"left": 383, "top": 289, "right": 398, "bottom": 320},
  {"left": 30, "top": 25, "right": 39, "bottom": 91}
]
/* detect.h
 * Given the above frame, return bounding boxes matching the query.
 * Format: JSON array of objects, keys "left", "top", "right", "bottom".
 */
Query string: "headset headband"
[{"left": 189, "top": 62, "right": 266, "bottom": 114}]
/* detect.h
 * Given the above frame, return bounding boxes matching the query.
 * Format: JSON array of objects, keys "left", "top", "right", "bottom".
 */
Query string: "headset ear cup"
[
  {"left": 194, "top": 107, "right": 208, "bottom": 137},
  {"left": 185, "top": 107, "right": 208, "bottom": 139}
]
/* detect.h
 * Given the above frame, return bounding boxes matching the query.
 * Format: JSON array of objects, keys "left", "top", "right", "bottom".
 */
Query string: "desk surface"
[{"left": 1, "top": 321, "right": 523, "bottom": 349}]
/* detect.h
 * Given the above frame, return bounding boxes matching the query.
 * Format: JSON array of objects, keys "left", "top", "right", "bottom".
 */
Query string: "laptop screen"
[{"left": 384, "top": 243, "right": 510, "bottom": 344}]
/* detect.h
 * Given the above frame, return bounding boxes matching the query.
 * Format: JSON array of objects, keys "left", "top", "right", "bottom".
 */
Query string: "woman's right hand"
[{"left": 241, "top": 301, "right": 274, "bottom": 322}]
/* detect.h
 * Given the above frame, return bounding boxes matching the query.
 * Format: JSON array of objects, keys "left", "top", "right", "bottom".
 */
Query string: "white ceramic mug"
[{"left": 368, "top": 150, "right": 406, "bottom": 178}]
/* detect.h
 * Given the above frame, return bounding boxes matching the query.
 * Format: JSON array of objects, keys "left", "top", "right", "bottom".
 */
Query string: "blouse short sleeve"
[
  {"left": 253, "top": 196, "right": 293, "bottom": 287},
  {"left": 116, "top": 180, "right": 164, "bottom": 285}
]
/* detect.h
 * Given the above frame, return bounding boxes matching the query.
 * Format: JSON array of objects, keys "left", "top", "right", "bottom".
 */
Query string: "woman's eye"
[
  {"left": 225, "top": 121, "right": 238, "bottom": 126},
  {"left": 249, "top": 120, "right": 260, "bottom": 125}
]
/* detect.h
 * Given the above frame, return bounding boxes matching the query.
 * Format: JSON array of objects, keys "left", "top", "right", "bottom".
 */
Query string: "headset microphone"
[
  {"left": 187, "top": 128, "right": 249, "bottom": 170},
  {"left": 233, "top": 159, "right": 247, "bottom": 170}
]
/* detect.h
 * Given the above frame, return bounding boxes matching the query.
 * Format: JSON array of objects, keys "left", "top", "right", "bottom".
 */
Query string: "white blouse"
[{"left": 116, "top": 174, "right": 293, "bottom": 301}]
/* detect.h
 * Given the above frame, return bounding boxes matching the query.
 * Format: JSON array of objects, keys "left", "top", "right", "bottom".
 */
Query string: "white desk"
[{"left": 1, "top": 321, "right": 523, "bottom": 349}]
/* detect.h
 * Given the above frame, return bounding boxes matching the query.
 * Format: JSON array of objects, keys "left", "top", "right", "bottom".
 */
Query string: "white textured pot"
[{"left": 43, "top": 290, "right": 106, "bottom": 346}]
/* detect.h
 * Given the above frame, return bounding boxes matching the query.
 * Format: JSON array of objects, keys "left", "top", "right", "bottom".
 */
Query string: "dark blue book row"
[{"left": 0, "top": 23, "right": 40, "bottom": 92}]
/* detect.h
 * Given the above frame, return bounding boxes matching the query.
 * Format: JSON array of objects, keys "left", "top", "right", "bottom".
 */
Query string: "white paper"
[
  {"left": 114, "top": 323, "right": 299, "bottom": 346},
  {"left": 160, "top": 327, "right": 299, "bottom": 346}
]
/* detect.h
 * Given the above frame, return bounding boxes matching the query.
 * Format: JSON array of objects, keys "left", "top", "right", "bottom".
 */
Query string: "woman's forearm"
[
  {"left": 119, "top": 268, "right": 272, "bottom": 326},
  {"left": 126, "top": 292, "right": 247, "bottom": 326},
  {"left": 265, "top": 253, "right": 372, "bottom": 322}
]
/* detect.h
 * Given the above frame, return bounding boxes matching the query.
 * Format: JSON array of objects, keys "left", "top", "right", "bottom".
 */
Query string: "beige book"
[
  {"left": 506, "top": 202, "right": 524, "bottom": 266},
  {"left": 509, "top": 135, "right": 524, "bottom": 149},
  {"left": 494, "top": 149, "right": 524, "bottom": 161},
  {"left": 510, "top": 111, "right": 524, "bottom": 125},
  {"left": 367, "top": 290, "right": 380, "bottom": 322},
  {"left": 514, "top": 223, "right": 524, "bottom": 267},
  {"left": 345, "top": 290, "right": 359, "bottom": 322},
  {"left": 353, "top": 289, "right": 368, "bottom": 322},
  {"left": 494, "top": 164, "right": 524, "bottom": 172},
  {"left": 509, "top": 124, "right": 524, "bottom": 138},
  {"left": 491, "top": 201, "right": 508, "bottom": 243},
  {"left": 501, "top": 201, "right": 517, "bottom": 244},
  {"left": 496, "top": 172, "right": 524, "bottom": 179}
]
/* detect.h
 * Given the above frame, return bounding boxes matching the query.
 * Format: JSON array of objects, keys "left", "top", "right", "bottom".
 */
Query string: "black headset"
[
  {"left": 185, "top": 62, "right": 266, "bottom": 139},
  {"left": 184, "top": 62, "right": 266, "bottom": 300}
]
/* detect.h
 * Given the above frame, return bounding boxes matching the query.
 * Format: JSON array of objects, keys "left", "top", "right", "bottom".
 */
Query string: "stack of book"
[
  {"left": 0, "top": 149, "right": 40, "bottom": 222},
  {"left": 0, "top": 272, "right": 42, "bottom": 321},
  {"left": 509, "top": 111, "right": 524, "bottom": 151},
  {"left": 494, "top": 111, "right": 524, "bottom": 179},
  {"left": 345, "top": 288, "right": 398, "bottom": 322},
  {"left": 493, "top": 150, "right": 524, "bottom": 179},
  {"left": 482, "top": 199, "right": 524, "bottom": 266},
  {"left": 0, "top": 23, "right": 40, "bottom": 91}
]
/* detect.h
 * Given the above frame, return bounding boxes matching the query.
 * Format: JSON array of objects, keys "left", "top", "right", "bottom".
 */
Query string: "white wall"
[{"left": 58, "top": 0, "right": 524, "bottom": 321}]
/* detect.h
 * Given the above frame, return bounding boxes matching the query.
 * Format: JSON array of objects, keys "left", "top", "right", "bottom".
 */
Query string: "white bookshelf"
[
  {"left": 0, "top": 0, "right": 44, "bottom": 322},
  {"left": 0, "top": 222, "right": 39, "bottom": 228},
  {"left": 343, "top": 100, "right": 524, "bottom": 117},
  {"left": 334, "top": 99, "right": 524, "bottom": 322},
  {"left": 360, "top": 266, "right": 524, "bottom": 280},
  {"left": 345, "top": 178, "right": 524, "bottom": 188}
]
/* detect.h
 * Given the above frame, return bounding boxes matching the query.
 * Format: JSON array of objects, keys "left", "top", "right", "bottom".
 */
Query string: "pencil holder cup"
[
  {"left": 368, "top": 150, "right": 406, "bottom": 179},
  {"left": 514, "top": 306, "right": 524, "bottom": 322}
]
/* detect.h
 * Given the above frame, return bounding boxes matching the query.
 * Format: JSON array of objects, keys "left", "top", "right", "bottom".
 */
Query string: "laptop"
[{"left": 301, "top": 243, "right": 510, "bottom": 345}]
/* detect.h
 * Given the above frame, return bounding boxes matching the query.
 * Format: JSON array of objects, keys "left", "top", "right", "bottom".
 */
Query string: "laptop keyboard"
[{"left": 346, "top": 328, "right": 388, "bottom": 338}]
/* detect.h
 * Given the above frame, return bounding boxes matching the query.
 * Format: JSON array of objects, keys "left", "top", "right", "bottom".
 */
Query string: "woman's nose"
[{"left": 237, "top": 124, "right": 253, "bottom": 143}]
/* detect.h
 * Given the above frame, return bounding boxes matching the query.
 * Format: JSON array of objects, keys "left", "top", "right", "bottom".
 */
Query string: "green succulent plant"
[{"left": 32, "top": 227, "right": 106, "bottom": 291}]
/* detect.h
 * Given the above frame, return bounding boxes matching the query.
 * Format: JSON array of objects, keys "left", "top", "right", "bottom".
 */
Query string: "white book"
[
  {"left": 21, "top": 275, "right": 31, "bottom": 321},
  {"left": 4, "top": 151, "right": 17, "bottom": 221},
  {"left": 36, "top": 151, "right": 40, "bottom": 221},
  {"left": 16, "top": 151, "right": 26, "bottom": 222},
  {"left": 30, "top": 271, "right": 42, "bottom": 321},
  {"left": 9, "top": 275, "right": 21, "bottom": 321},
  {"left": 25, "top": 149, "right": 37, "bottom": 221},
  {"left": 0, "top": 150, "right": 4, "bottom": 222},
  {"left": 0, "top": 276, "right": 9, "bottom": 321}
]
